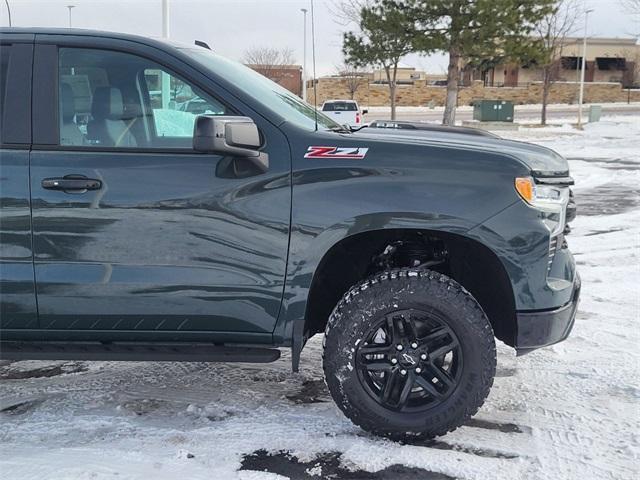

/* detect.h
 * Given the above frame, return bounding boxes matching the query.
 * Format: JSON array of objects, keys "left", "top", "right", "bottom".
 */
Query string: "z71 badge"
[{"left": 304, "top": 146, "right": 369, "bottom": 159}]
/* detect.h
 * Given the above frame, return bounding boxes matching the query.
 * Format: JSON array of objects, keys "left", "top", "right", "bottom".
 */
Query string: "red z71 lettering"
[{"left": 304, "top": 146, "right": 369, "bottom": 159}]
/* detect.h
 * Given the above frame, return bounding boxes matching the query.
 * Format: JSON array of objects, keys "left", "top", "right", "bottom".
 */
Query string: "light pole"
[
  {"left": 162, "top": 0, "right": 170, "bottom": 38},
  {"left": 161, "top": 0, "right": 171, "bottom": 110},
  {"left": 577, "top": 8, "right": 594, "bottom": 129},
  {"left": 4, "top": 0, "right": 11, "bottom": 27},
  {"left": 66, "top": 5, "right": 75, "bottom": 28},
  {"left": 301, "top": 8, "right": 308, "bottom": 102}
]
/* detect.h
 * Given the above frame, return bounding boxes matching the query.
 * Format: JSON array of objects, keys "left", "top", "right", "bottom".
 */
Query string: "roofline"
[
  {"left": 0, "top": 27, "right": 189, "bottom": 50},
  {"left": 561, "top": 36, "right": 639, "bottom": 45},
  {"left": 1, "top": 27, "right": 142, "bottom": 37},
  {"left": 245, "top": 64, "right": 302, "bottom": 70}
]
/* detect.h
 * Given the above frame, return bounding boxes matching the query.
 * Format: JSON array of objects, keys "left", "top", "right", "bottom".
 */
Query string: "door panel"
[
  {"left": 31, "top": 148, "right": 291, "bottom": 333},
  {"left": 0, "top": 37, "right": 36, "bottom": 330},
  {"left": 1, "top": 150, "right": 38, "bottom": 329},
  {"left": 29, "top": 41, "right": 291, "bottom": 336}
]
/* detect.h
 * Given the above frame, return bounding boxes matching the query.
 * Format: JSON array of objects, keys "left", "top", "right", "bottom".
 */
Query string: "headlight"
[{"left": 515, "top": 177, "right": 570, "bottom": 236}]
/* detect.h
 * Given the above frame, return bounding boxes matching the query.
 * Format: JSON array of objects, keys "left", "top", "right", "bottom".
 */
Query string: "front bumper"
[{"left": 515, "top": 273, "right": 581, "bottom": 355}]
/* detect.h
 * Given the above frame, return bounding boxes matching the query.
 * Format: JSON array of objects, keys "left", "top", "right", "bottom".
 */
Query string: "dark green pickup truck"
[{"left": 0, "top": 28, "right": 579, "bottom": 439}]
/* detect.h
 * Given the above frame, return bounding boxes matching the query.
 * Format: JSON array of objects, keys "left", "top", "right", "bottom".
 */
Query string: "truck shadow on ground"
[
  {"left": 0, "top": 361, "right": 88, "bottom": 380},
  {"left": 241, "top": 450, "right": 455, "bottom": 480}
]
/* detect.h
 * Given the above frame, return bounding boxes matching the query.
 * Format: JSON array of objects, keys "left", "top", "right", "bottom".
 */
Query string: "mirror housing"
[
  {"left": 362, "top": 108, "right": 368, "bottom": 115},
  {"left": 193, "top": 115, "right": 261, "bottom": 157}
]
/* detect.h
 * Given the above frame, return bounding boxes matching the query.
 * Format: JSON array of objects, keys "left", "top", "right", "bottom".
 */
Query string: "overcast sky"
[{"left": 2, "top": 0, "right": 638, "bottom": 76}]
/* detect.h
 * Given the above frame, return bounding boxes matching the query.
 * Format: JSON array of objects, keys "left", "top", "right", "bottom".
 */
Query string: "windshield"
[{"left": 181, "top": 48, "right": 343, "bottom": 131}]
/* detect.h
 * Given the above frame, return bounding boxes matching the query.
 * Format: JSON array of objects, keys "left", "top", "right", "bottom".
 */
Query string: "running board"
[{"left": 0, "top": 341, "right": 281, "bottom": 363}]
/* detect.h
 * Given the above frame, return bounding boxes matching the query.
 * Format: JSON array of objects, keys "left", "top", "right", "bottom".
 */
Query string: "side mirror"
[
  {"left": 193, "top": 115, "right": 261, "bottom": 157},
  {"left": 362, "top": 109, "right": 368, "bottom": 115}
]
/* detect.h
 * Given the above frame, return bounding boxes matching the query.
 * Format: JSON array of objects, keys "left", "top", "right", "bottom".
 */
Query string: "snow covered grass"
[
  {"left": 365, "top": 102, "right": 640, "bottom": 114},
  {"left": 1, "top": 118, "right": 639, "bottom": 479}
]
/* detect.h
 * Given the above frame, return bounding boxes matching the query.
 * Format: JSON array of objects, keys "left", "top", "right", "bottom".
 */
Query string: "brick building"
[
  {"left": 465, "top": 37, "right": 639, "bottom": 88},
  {"left": 246, "top": 64, "right": 303, "bottom": 96}
]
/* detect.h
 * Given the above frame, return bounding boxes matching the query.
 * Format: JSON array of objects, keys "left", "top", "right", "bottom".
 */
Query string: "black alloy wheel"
[{"left": 356, "top": 309, "right": 462, "bottom": 412}]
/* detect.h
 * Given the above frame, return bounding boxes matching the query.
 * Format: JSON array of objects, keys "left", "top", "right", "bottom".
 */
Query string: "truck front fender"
[{"left": 274, "top": 212, "right": 512, "bottom": 371}]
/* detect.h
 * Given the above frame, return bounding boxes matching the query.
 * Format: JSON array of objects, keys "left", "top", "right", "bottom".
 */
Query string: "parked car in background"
[
  {"left": 179, "top": 98, "right": 225, "bottom": 115},
  {"left": 320, "top": 99, "right": 367, "bottom": 127}
]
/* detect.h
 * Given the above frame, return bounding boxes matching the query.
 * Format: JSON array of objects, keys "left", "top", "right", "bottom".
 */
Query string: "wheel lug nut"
[
  {"left": 396, "top": 345, "right": 403, "bottom": 351},
  {"left": 411, "top": 342, "right": 418, "bottom": 349},
  {"left": 391, "top": 358, "right": 398, "bottom": 364},
  {"left": 415, "top": 367, "right": 422, "bottom": 373},
  {"left": 420, "top": 354, "right": 427, "bottom": 360},
  {"left": 400, "top": 369, "right": 407, "bottom": 375}
]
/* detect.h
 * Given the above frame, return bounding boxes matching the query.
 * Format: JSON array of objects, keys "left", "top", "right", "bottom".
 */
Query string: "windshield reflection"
[{"left": 182, "top": 48, "right": 342, "bottom": 132}]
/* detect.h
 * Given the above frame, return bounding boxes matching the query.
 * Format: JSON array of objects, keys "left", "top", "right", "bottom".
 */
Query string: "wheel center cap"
[{"left": 400, "top": 352, "right": 417, "bottom": 367}]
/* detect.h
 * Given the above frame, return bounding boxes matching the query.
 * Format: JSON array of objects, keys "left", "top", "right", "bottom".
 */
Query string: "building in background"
[
  {"left": 246, "top": 64, "right": 303, "bottom": 96},
  {"left": 371, "top": 63, "right": 426, "bottom": 84},
  {"left": 465, "top": 37, "right": 640, "bottom": 88}
]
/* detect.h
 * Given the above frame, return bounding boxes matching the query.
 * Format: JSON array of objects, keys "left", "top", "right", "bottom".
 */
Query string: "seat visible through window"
[
  {"left": 88, "top": 87, "right": 137, "bottom": 147},
  {"left": 59, "top": 83, "right": 86, "bottom": 146},
  {"left": 58, "top": 47, "right": 229, "bottom": 150}
]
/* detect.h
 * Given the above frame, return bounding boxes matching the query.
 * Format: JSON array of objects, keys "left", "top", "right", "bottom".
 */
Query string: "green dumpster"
[{"left": 473, "top": 100, "right": 514, "bottom": 122}]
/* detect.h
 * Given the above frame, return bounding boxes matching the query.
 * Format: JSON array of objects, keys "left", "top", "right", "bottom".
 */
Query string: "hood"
[{"left": 351, "top": 127, "right": 570, "bottom": 177}]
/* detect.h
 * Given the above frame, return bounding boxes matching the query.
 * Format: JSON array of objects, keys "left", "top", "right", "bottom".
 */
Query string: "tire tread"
[{"left": 322, "top": 268, "right": 496, "bottom": 440}]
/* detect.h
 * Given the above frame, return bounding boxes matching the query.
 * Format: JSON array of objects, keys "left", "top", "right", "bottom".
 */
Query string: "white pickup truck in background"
[{"left": 320, "top": 100, "right": 368, "bottom": 127}]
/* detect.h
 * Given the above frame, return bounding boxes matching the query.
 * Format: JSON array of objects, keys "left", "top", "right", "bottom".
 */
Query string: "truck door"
[
  {"left": 0, "top": 34, "right": 37, "bottom": 331},
  {"left": 29, "top": 35, "right": 291, "bottom": 340}
]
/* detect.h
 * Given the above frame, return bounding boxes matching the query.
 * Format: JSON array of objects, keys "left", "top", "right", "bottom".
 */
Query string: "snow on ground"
[
  {"left": 1, "top": 116, "right": 639, "bottom": 480},
  {"left": 365, "top": 102, "right": 640, "bottom": 114}
]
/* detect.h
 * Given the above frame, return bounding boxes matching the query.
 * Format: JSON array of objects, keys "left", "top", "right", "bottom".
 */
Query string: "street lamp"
[
  {"left": 577, "top": 8, "right": 594, "bottom": 129},
  {"left": 66, "top": 5, "right": 75, "bottom": 28},
  {"left": 162, "top": 0, "right": 170, "bottom": 38},
  {"left": 4, "top": 0, "right": 11, "bottom": 27},
  {"left": 161, "top": 0, "right": 171, "bottom": 110},
  {"left": 301, "top": 8, "right": 308, "bottom": 102}
]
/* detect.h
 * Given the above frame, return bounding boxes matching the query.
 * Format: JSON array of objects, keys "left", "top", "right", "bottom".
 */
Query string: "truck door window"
[
  {"left": 0, "top": 45, "right": 12, "bottom": 139},
  {"left": 0, "top": 46, "right": 9, "bottom": 112},
  {"left": 142, "top": 69, "right": 226, "bottom": 140},
  {"left": 58, "top": 48, "right": 228, "bottom": 149}
]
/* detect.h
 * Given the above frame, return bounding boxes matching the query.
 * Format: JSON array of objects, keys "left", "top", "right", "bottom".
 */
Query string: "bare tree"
[
  {"left": 620, "top": 0, "right": 640, "bottom": 14},
  {"left": 532, "top": 0, "right": 582, "bottom": 125},
  {"left": 329, "top": 0, "right": 373, "bottom": 26},
  {"left": 335, "top": 61, "right": 369, "bottom": 99},
  {"left": 243, "top": 47, "right": 296, "bottom": 84},
  {"left": 622, "top": 46, "right": 640, "bottom": 90},
  {"left": 619, "top": 0, "right": 640, "bottom": 37}
]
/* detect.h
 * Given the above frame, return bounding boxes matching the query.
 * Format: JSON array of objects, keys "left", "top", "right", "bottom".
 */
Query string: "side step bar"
[{"left": 0, "top": 341, "right": 281, "bottom": 363}]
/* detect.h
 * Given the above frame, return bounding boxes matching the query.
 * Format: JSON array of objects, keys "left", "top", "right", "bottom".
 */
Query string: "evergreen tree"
[
  {"left": 394, "top": 0, "right": 555, "bottom": 125},
  {"left": 343, "top": 3, "right": 415, "bottom": 119}
]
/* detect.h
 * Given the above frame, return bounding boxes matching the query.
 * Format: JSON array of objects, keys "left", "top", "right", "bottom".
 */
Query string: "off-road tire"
[{"left": 322, "top": 268, "right": 496, "bottom": 439}]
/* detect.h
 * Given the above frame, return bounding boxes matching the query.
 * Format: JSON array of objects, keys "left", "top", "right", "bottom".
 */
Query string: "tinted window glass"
[
  {"left": 59, "top": 48, "right": 228, "bottom": 149},
  {"left": 322, "top": 102, "right": 357, "bottom": 112},
  {"left": 143, "top": 68, "right": 225, "bottom": 138},
  {"left": 182, "top": 48, "right": 342, "bottom": 131},
  {"left": 0, "top": 46, "right": 10, "bottom": 135}
]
